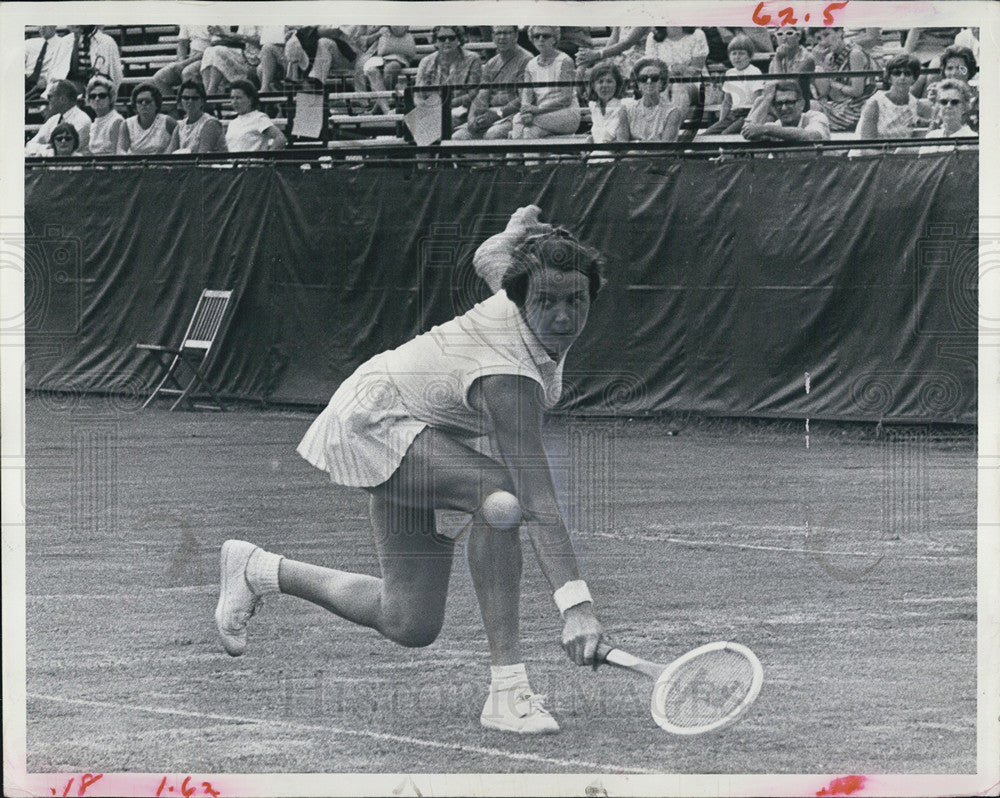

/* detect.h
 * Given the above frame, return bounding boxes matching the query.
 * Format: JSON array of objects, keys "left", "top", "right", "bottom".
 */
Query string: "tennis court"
[{"left": 25, "top": 396, "right": 975, "bottom": 775}]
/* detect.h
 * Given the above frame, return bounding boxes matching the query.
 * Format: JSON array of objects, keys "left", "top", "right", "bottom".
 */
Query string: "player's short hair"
[{"left": 502, "top": 228, "right": 606, "bottom": 307}]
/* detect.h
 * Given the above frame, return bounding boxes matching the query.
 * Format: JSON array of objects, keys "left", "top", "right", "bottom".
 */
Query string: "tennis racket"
[{"left": 596, "top": 641, "right": 763, "bottom": 735}]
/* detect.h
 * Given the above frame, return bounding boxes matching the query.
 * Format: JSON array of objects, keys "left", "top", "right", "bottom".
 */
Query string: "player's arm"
[{"left": 471, "top": 373, "right": 603, "bottom": 665}]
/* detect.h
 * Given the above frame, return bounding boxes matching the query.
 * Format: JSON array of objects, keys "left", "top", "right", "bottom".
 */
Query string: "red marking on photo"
[{"left": 817, "top": 774, "right": 867, "bottom": 796}]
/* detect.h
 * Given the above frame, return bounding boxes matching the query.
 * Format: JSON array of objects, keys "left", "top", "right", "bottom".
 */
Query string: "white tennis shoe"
[
  {"left": 480, "top": 687, "right": 560, "bottom": 735},
  {"left": 215, "top": 539, "right": 263, "bottom": 657}
]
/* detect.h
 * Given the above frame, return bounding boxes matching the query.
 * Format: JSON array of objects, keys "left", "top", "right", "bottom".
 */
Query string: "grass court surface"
[{"left": 25, "top": 396, "right": 976, "bottom": 774}]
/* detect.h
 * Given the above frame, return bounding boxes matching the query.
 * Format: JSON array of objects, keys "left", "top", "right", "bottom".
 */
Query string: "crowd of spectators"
[{"left": 24, "top": 24, "right": 980, "bottom": 157}]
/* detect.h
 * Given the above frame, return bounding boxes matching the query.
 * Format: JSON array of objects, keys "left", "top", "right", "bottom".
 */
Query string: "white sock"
[
  {"left": 490, "top": 663, "right": 529, "bottom": 692},
  {"left": 245, "top": 548, "right": 282, "bottom": 596}
]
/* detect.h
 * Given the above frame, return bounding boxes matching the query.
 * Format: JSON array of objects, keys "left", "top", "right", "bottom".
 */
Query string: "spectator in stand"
[
  {"left": 48, "top": 122, "right": 81, "bottom": 157},
  {"left": 225, "top": 79, "right": 286, "bottom": 152},
  {"left": 644, "top": 27, "right": 709, "bottom": 120},
  {"left": 919, "top": 79, "right": 976, "bottom": 153},
  {"left": 452, "top": 26, "right": 532, "bottom": 141},
  {"left": 119, "top": 82, "right": 177, "bottom": 154},
  {"left": 911, "top": 44, "right": 977, "bottom": 100},
  {"left": 704, "top": 34, "right": 764, "bottom": 134},
  {"left": 25, "top": 26, "right": 60, "bottom": 100},
  {"left": 769, "top": 27, "right": 815, "bottom": 75},
  {"left": 586, "top": 61, "right": 626, "bottom": 144},
  {"left": 363, "top": 26, "right": 417, "bottom": 115},
  {"left": 856, "top": 54, "right": 932, "bottom": 140},
  {"left": 415, "top": 26, "right": 482, "bottom": 126},
  {"left": 911, "top": 45, "right": 978, "bottom": 133},
  {"left": 25, "top": 80, "right": 91, "bottom": 156},
  {"left": 284, "top": 26, "right": 374, "bottom": 96},
  {"left": 810, "top": 27, "right": 877, "bottom": 132},
  {"left": 152, "top": 25, "right": 212, "bottom": 94},
  {"left": 742, "top": 80, "right": 829, "bottom": 142},
  {"left": 556, "top": 27, "right": 593, "bottom": 59},
  {"left": 85, "top": 74, "right": 125, "bottom": 155},
  {"left": 510, "top": 26, "right": 581, "bottom": 140},
  {"left": 257, "top": 27, "right": 294, "bottom": 93},
  {"left": 200, "top": 26, "right": 262, "bottom": 95},
  {"left": 577, "top": 27, "right": 651, "bottom": 79},
  {"left": 168, "top": 79, "right": 226, "bottom": 153},
  {"left": 574, "top": 27, "right": 651, "bottom": 105},
  {"left": 47, "top": 25, "right": 122, "bottom": 99},
  {"left": 619, "top": 57, "right": 682, "bottom": 143}
]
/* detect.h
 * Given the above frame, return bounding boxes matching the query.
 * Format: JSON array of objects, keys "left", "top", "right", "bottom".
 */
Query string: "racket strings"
[{"left": 656, "top": 649, "right": 756, "bottom": 728}]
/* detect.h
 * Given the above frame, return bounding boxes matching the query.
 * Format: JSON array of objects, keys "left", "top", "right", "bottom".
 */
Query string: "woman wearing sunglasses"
[
  {"left": 856, "top": 53, "right": 932, "bottom": 140},
  {"left": 510, "top": 26, "right": 581, "bottom": 140},
  {"left": 919, "top": 78, "right": 976, "bottom": 153},
  {"left": 85, "top": 75, "right": 124, "bottom": 156},
  {"left": 119, "top": 82, "right": 177, "bottom": 155},
  {"left": 167, "top": 79, "right": 226, "bottom": 153},
  {"left": 414, "top": 26, "right": 482, "bottom": 127},
  {"left": 619, "top": 57, "right": 681, "bottom": 143},
  {"left": 47, "top": 122, "right": 81, "bottom": 158},
  {"left": 768, "top": 27, "right": 815, "bottom": 76}
]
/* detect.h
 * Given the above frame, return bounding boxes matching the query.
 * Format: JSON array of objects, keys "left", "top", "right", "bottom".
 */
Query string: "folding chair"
[{"left": 136, "top": 288, "right": 233, "bottom": 411}]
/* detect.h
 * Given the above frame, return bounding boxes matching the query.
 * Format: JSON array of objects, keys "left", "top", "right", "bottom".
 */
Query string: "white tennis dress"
[{"left": 297, "top": 292, "right": 566, "bottom": 487}]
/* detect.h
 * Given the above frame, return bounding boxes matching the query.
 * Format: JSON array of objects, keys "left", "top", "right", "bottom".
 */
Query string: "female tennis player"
[{"left": 216, "top": 207, "right": 606, "bottom": 734}]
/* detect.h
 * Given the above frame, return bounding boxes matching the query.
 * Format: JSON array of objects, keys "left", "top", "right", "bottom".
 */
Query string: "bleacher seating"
[{"left": 24, "top": 25, "right": 971, "bottom": 154}]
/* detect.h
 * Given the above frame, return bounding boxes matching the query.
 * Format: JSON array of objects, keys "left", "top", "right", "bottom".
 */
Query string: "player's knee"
[
  {"left": 380, "top": 605, "right": 443, "bottom": 648},
  {"left": 479, "top": 490, "right": 522, "bottom": 531},
  {"left": 384, "top": 618, "right": 442, "bottom": 648}
]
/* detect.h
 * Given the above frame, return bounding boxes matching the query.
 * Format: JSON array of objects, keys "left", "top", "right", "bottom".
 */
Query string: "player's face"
[{"left": 523, "top": 267, "right": 591, "bottom": 357}]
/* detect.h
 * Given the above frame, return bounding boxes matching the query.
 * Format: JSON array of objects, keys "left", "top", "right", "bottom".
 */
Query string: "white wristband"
[{"left": 553, "top": 580, "right": 592, "bottom": 616}]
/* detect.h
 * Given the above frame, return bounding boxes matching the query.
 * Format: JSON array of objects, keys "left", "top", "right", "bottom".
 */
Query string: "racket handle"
[{"left": 596, "top": 643, "right": 663, "bottom": 680}]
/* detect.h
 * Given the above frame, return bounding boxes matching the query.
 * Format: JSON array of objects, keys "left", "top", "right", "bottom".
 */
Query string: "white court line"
[
  {"left": 27, "top": 693, "right": 662, "bottom": 775},
  {"left": 585, "top": 530, "right": 971, "bottom": 561}
]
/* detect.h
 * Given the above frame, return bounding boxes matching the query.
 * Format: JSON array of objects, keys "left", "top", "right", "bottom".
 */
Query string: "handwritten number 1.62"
[
  {"left": 752, "top": 1, "right": 850, "bottom": 26},
  {"left": 155, "top": 776, "right": 220, "bottom": 797}
]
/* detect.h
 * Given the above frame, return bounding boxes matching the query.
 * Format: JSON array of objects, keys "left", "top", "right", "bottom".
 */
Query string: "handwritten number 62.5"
[{"left": 752, "top": 1, "right": 850, "bottom": 26}]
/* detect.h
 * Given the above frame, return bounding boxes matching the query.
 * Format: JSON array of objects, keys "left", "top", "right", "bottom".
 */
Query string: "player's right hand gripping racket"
[{"left": 596, "top": 641, "right": 763, "bottom": 735}]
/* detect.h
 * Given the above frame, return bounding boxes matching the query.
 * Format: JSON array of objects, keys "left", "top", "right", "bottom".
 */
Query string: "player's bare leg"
[
  {"left": 467, "top": 519, "right": 522, "bottom": 666},
  {"left": 216, "top": 499, "right": 454, "bottom": 653}
]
